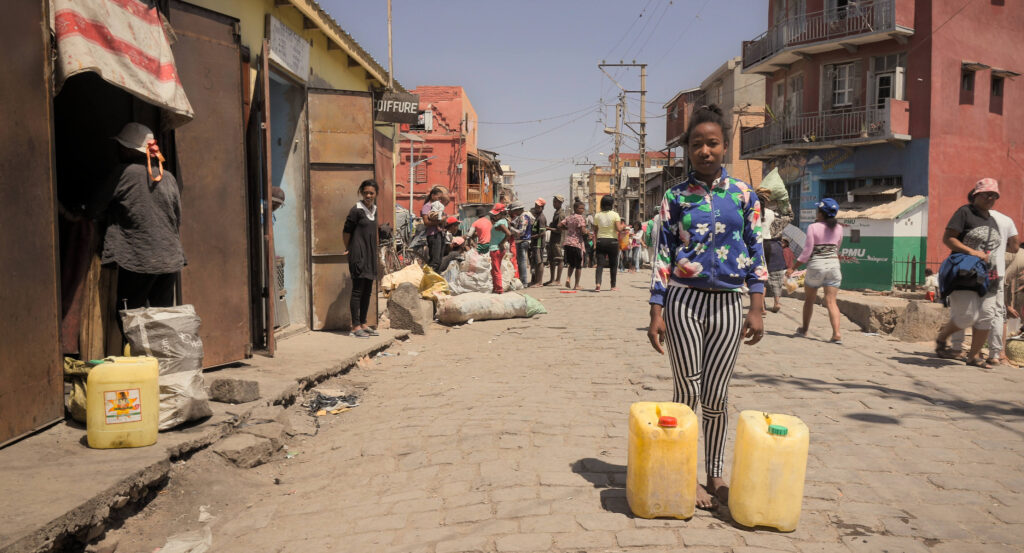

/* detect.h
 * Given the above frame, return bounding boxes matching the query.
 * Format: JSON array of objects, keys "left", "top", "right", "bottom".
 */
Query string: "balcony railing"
[
  {"left": 741, "top": 100, "right": 909, "bottom": 158},
  {"left": 743, "top": 0, "right": 897, "bottom": 69}
]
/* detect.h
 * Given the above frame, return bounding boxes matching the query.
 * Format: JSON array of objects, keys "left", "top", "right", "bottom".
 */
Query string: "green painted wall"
[{"left": 839, "top": 236, "right": 895, "bottom": 291}]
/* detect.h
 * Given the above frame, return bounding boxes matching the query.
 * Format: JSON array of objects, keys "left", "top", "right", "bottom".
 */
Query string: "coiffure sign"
[{"left": 375, "top": 91, "right": 420, "bottom": 124}]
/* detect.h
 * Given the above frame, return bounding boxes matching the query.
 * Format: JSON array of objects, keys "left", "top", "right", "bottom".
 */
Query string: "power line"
[
  {"left": 474, "top": 103, "right": 600, "bottom": 125},
  {"left": 486, "top": 106, "right": 601, "bottom": 149},
  {"left": 652, "top": 0, "right": 712, "bottom": 67}
]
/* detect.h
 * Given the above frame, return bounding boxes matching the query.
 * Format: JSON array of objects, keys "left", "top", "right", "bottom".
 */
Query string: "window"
[
  {"left": 832, "top": 63, "right": 855, "bottom": 107},
  {"left": 991, "top": 75, "right": 1004, "bottom": 115},
  {"left": 831, "top": 0, "right": 851, "bottom": 20},
  {"left": 773, "top": 81, "right": 785, "bottom": 118},
  {"left": 871, "top": 53, "right": 906, "bottom": 108},
  {"left": 992, "top": 76, "right": 1004, "bottom": 97},
  {"left": 787, "top": 74, "right": 804, "bottom": 116},
  {"left": 822, "top": 178, "right": 866, "bottom": 201},
  {"left": 960, "top": 69, "right": 975, "bottom": 105}
]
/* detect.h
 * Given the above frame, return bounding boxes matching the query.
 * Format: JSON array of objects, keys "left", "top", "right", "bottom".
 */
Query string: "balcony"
[
  {"left": 740, "top": 99, "right": 911, "bottom": 160},
  {"left": 742, "top": 0, "right": 913, "bottom": 74}
]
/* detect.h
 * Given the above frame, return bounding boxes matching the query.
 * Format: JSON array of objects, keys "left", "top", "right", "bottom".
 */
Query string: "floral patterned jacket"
[{"left": 649, "top": 168, "right": 768, "bottom": 306}]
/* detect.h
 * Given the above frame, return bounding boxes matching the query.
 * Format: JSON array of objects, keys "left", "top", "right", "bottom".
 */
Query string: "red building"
[
  {"left": 396, "top": 86, "right": 501, "bottom": 216},
  {"left": 740, "top": 0, "right": 1023, "bottom": 285}
]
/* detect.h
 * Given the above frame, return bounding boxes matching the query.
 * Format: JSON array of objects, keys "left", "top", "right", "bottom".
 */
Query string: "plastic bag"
[
  {"left": 63, "top": 358, "right": 95, "bottom": 423},
  {"left": 419, "top": 266, "right": 450, "bottom": 300},
  {"left": 524, "top": 294, "right": 547, "bottom": 317},
  {"left": 501, "top": 253, "right": 524, "bottom": 291},
  {"left": 759, "top": 168, "right": 791, "bottom": 215},
  {"left": 121, "top": 305, "right": 212, "bottom": 431},
  {"left": 449, "top": 250, "right": 493, "bottom": 295}
]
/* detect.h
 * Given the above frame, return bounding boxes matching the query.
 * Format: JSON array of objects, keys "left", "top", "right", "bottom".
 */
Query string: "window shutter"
[
  {"left": 821, "top": 64, "right": 834, "bottom": 112},
  {"left": 894, "top": 66, "right": 906, "bottom": 101},
  {"left": 851, "top": 60, "right": 864, "bottom": 107}
]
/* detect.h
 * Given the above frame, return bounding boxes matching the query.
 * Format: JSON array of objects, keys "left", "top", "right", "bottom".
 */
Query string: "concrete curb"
[
  {"left": 787, "top": 289, "right": 946, "bottom": 340},
  {"left": 0, "top": 331, "right": 409, "bottom": 553}
]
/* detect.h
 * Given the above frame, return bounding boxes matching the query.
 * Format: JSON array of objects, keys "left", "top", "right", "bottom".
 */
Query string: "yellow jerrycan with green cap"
[
  {"left": 86, "top": 354, "right": 159, "bottom": 449},
  {"left": 729, "top": 411, "right": 810, "bottom": 531},
  {"left": 626, "top": 402, "right": 699, "bottom": 519}
]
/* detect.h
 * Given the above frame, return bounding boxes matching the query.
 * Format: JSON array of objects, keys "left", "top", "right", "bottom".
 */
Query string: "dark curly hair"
[{"left": 682, "top": 104, "right": 731, "bottom": 146}]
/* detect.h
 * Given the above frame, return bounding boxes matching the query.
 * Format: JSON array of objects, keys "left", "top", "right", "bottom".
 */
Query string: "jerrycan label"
[{"left": 104, "top": 388, "right": 142, "bottom": 424}]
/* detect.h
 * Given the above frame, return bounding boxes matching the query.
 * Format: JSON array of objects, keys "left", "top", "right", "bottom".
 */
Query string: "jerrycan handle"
[{"left": 123, "top": 343, "right": 131, "bottom": 356}]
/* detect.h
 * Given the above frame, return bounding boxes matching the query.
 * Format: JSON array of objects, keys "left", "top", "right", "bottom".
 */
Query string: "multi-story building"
[
  {"left": 397, "top": 86, "right": 498, "bottom": 215},
  {"left": 664, "top": 57, "right": 767, "bottom": 186},
  {"left": 569, "top": 172, "right": 589, "bottom": 207},
  {"left": 606, "top": 152, "right": 676, "bottom": 221},
  {"left": 586, "top": 166, "right": 614, "bottom": 215},
  {"left": 499, "top": 164, "right": 517, "bottom": 203},
  {"left": 739, "top": 0, "right": 1023, "bottom": 289}
]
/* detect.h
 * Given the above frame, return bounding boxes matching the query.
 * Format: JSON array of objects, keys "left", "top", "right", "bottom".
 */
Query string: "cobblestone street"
[{"left": 110, "top": 272, "right": 1024, "bottom": 553}]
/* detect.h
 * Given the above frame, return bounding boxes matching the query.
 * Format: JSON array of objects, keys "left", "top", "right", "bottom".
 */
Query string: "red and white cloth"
[{"left": 52, "top": 0, "right": 194, "bottom": 127}]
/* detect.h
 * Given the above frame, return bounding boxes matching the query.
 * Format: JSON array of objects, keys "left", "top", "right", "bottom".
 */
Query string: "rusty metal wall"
[
  {"left": 170, "top": 1, "right": 252, "bottom": 367},
  {"left": 307, "top": 89, "right": 377, "bottom": 330},
  {"left": 373, "top": 130, "right": 395, "bottom": 229},
  {"left": 0, "top": 0, "right": 64, "bottom": 445}
]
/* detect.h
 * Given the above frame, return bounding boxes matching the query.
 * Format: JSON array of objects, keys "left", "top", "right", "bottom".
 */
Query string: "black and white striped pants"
[{"left": 663, "top": 285, "right": 745, "bottom": 478}]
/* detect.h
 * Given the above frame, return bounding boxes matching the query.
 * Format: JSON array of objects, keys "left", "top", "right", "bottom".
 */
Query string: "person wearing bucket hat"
[
  {"left": 507, "top": 202, "right": 533, "bottom": 282},
  {"left": 936, "top": 178, "right": 1019, "bottom": 367},
  {"left": 85, "top": 122, "right": 184, "bottom": 311},
  {"left": 788, "top": 197, "right": 845, "bottom": 343}
]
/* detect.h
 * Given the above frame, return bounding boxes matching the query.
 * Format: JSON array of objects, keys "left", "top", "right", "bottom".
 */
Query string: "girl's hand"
[
  {"left": 741, "top": 309, "right": 764, "bottom": 345},
  {"left": 648, "top": 306, "right": 667, "bottom": 354}
]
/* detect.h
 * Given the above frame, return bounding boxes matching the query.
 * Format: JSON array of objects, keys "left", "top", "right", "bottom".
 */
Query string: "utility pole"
[
  {"left": 639, "top": 64, "right": 647, "bottom": 221},
  {"left": 574, "top": 161, "right": 597, "bottom": 212},
  {"left": 613, "top": 94, "right": 623, "bottom": 210},
  {"left": 598, "top": 62, "right": 647, "bottom": 221}
]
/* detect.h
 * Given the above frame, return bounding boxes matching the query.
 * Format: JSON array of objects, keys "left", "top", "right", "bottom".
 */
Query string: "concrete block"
[
  {"left": 212, "top": 433, "right": 280, "bottom": 468},
  {"left": 387, "top": 283, "right": 433, "bottom": 335},
  {"left": 894, "top": 300, "right": 947, "bottom": 342},
  {"left": 208, "top": 378, "right": 260, "bottom": 404}
]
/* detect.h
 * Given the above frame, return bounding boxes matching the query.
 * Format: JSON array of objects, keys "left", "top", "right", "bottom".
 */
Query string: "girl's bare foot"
[{"left": 695, "top": 484, "right": 715, "bottom": 510}]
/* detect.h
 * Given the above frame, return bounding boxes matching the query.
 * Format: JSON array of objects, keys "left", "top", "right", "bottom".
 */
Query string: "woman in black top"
[{"left": 343, "top": 180, "right": 379, "bottom": 338}]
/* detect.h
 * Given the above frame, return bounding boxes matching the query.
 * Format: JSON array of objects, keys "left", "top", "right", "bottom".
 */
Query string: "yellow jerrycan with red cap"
[
  {"left": 86, "top": 355, "right": 159, "bottom": 449},
  {"left": 729, "top": 411, "right": 810, "bottom": 531},
  {"left": 626, "top": 402, "right": 699, "bottom": 519}
]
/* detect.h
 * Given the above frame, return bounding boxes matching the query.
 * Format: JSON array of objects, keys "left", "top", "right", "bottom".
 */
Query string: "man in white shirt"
[{"left": 952, "top": 208, "right": 1019, "bottom": 364}]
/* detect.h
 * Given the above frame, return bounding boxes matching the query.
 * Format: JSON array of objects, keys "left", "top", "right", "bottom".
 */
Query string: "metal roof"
[{"left": 836, "top": 195, "right": 926, "bottom": 221}]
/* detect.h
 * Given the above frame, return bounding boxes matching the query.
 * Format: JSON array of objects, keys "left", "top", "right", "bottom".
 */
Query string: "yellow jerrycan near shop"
[
  {"left": 626, "top": 402, "right": 699, "bottom": 519},
  {"left": 729, "top": 411, "right": 810, "bottom": 531},
  {"left": 86, "top": 355, "right": 159, "bottom": 449}
]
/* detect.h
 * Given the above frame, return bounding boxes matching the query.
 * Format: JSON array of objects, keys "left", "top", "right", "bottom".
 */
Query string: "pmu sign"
[{"left": 374, "top": 91, "right": 420, "bottom": 124}]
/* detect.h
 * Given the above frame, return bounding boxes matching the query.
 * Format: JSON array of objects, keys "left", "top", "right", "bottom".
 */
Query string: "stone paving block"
[
  {"left": 208, "top": 377, "right": 260, "bottom": 404},
  {"left": 841, "top": 535, "right": 931, "bottom": 553},
  {"left": 517, "top": 514, "right": 579, "bottom": 533},
  {"left": 494, "top": 533, "right": 552, "bottom": 552},
  {"left": 741, "top": 531, "right": 800, "bottom": 550},
  {"left": 358, "top": 514, "right": 407, "bottom": 532},
  {"left": 391, "top": 497, "right": 443, "bottom": 514},
  {"left": 615, "top": 528, "right": 678, "bottom": 547},
  {"left": 435, "top": 535, "right": 488, "bottom": 553},
  {"left": 444, "top": 504, "right": 492, "bottom": 524},
  {"left": 880, "top": 515, "right": 972, "bottom": 540},
  {"left": 438, "top": 480, "right": 472, "bottom": 497},
  {"left": 575, "top": 512, "right": 632, "bottom": 531},
  {"left": 211, "top": 433, "right": 280, "bottom": 468},
  {"left": 795, "top": 542, "right": 854, "bottom": 553},
  {"left": 552, "top": 530, "right": 617, "bottom": 550},
  {"left": 490, "top": 487, "right": 537, "bottom": 502},
  {"left": 539, "top": 471, "right": 588, "bottom": 487},
  {"left": 494, "top": 499, "right": 550, "bottom": 518},
  {"left": 679, "top": 528, "right": 743, "bottom": 547},
  {"left": 928, "top": 541, "right": 1021, "bottom": 553},
  {"left": 928, "top": 474, "right": 1008, "bottom": 492}
]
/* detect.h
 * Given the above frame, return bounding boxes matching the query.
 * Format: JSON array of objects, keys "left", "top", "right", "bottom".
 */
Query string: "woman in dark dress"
[{"left": 343, "top": 180, "right": 379, "bottom": 338}]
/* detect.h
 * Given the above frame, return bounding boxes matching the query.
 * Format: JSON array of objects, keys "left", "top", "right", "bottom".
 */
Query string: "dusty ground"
[{"left": 94, "top": 271, "right": 1024, "bottom": 553}]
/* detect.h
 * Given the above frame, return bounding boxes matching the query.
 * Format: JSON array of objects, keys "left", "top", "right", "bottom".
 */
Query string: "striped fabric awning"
[{"left": 52, "top": 0, "right": 194, "bottom": 128}]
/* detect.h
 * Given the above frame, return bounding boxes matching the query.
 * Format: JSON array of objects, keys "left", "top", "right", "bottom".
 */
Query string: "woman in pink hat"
[{"left": 935, "top": 178, "right": 1010, "bottom": 366}]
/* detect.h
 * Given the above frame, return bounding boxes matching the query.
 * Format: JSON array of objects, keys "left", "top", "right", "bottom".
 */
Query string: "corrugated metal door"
[
  {"left": 307, "top": 89, "right": 377, "bottom": 330},
  {"left": 0, "top": 1, "right": 63, "bottom": 445},
  {"left": 170, "top": 1, "right": 251, "bottom": 366}
]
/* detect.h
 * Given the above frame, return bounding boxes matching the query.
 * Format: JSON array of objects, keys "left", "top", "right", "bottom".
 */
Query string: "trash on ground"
[
  {"left": 305, "top": 391, "right": 359, "bottom": 415},
  {"left": 197, "top": 505, "right": 214, "bottom": 523},
  {"left": 407, "top": 351, "right": 420, "bottom": 357},
  {"left": 157, "top": 526, "right": 212, "bottom": 553},
  {"left": 286, "top": 451, "right": 300, "bottom": 459},
  {"left": 375, "top": 352, "right": 394, "bottom": 357}
]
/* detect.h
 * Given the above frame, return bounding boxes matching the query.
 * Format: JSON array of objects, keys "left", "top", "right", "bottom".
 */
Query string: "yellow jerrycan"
[
  {"left": 626, "top": 402, "right": 699, "bottom": 519},
  {"left": 730, "top": 411, "right": 809, "bottom": 531},
  {"left": 86, "top": 356, "right": 159, "bottom": 449}
]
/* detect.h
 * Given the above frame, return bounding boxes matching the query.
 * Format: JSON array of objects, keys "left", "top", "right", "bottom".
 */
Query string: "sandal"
[
  {"left": 795, "top": 327, "right": 807, "bottom": 336},
  {"left": 770, "top": 305, "right": 781, "bottom": 313},
  {"left": 966, "top": 356, "right": 989, "bottom": 368},
  {"left": 935, "top": 340, "right": 960, "bottom": 359}
]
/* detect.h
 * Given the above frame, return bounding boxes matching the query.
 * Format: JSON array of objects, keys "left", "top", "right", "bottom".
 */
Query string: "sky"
[{"left": 323, "top": 0, "right": 769, "bottom": 207}]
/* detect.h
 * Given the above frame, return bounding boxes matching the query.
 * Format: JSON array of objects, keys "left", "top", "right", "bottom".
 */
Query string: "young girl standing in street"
[
  {"left": 647, "top": 105, "right": 767, "bottom": 509},
  {"left": 343, "top": 180, "right": 380, "bottom": 338}
]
